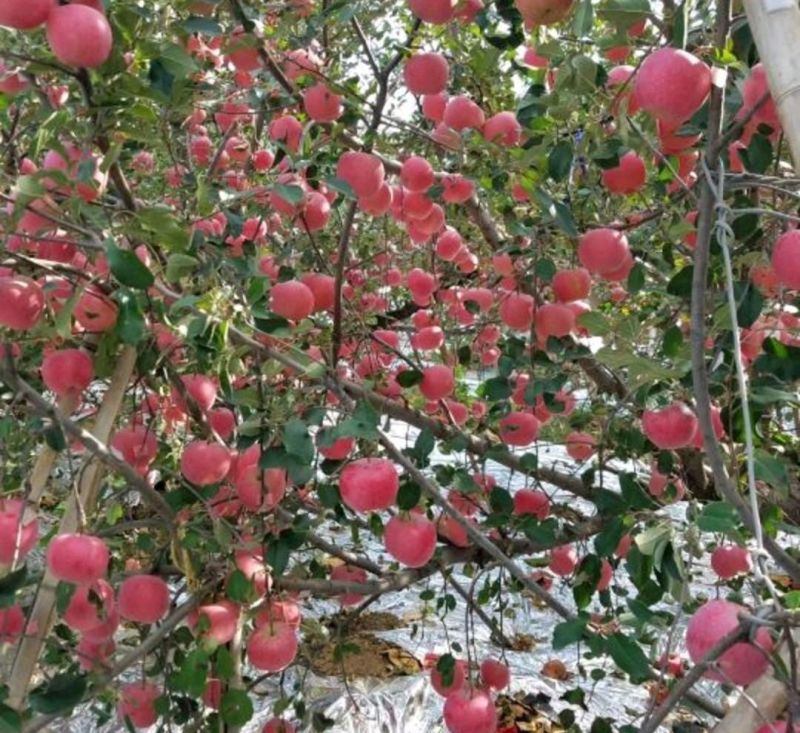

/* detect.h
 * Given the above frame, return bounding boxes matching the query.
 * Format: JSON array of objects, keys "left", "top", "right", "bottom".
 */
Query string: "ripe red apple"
[
  {"left": 247, "top": 622, "right": 298, "bottom": 672},
  {"left": 0, "top": 276, "right": 45, "bottom": 331},
  {"left": 535, "top": 303, "right": 576, "bottom": 340},
  {"left": 303, "top": 83, "right": 342, "bottom": 123},
  {"left": 404, "top": 53, "right": 449, "bottom": 95},
  {"left": 62, "top": 579, "right": 115, "bottom": 633},
  {"left": 401, "top": 155, "right": 435, "bottom": 192},
  {"left": 483, "top": 111, "right": 522, "bottom": 146},
  {"left": 74, "top": 287, "right": 118, "bottom": 332},
  {"left": 755, "top": 722, "right": 798, "bottom": 733},
  {"left": 597, "top": 558, "right": 613, "bottom": 591},
  {"left": 642, "top": 402, "right": 698, "bottom": 450},
  {"left": 384, "top": 513, "right": 437, "bottom": 567},
  {"left": 710, "top": 546, "right": 752, "bottom": 580},
  {"left": 499, "top": 411, "right": 540, "bottom": 446},
  {"left": 117, "top": 681, "right": 160, "bottom": 729},
  {"left": 565, "top": 431, "right": 596, "bottom": 461},
  {"left": 430, "top": 656, "right": 467, "bottom": 696},
  {"left": 480, "top": 657, "right": 510, "bottom": 690},
  {"left": 0, "top": 0, "right": 54, "bottom": 29},
  {"left": 443, "top": 687, "right": 498, "bottom": 733},
  {"left": 301, "top": 272, "right": 335, "bottom": 312},
  {"left": 741, "top": 63, "right": 780, "bottom": 131},
  {"left": 47, "top": 533, "right": 109, "bottom": 584},
  {"left": 686, "top": 599, "right": 773, "bottom": 686},
  {"left": 340, "top": 458, "right": 399, "bottom": 512},
  {"left": 515, "top": 0, "right": 573, "bottom": 24},
  {"left": 578, "top": 229, "right": 630, "bottom": 275},
  {"left": 270, "top": 280, "right": 315, "bottom": 321},
  {"left": 0, "top": 498, "right": 38, "bottom": 564},
  {"left": 408, "top": 0, "right": 456, "bottom": 24},
  {"left": 443, "top": 95, "right": 485, "bottom": 130},
  {"left": 76, "top": 636, "right": 115, "bottom": 671},
  {"left": 110, "top": 426, "right": 158, "bottom": 476},
  {"left": 46, "top": 4, "right": 113, "bottom": 68},
  {"left": 0, "top": 606, "right": 25, "bottom": 642},
  {"left": 189, "top": 600, "right": 240, "bottom": 644},
  {"left": 513, "top": 489, "right": 550, "bottom": 519},
  {"left": 771, "top": 230, "right": 800, "bottom": 290},
  {"left": 549, "top": 545, "right": 578, "bottom": 576},
  {"left": 552, "top": 268, "right": 591, "bottom": 302},
  {"left": 499, "top": 292, "right": 534, "bottom": 331},
  {"left": 180, "top": 441, "right": 231, "bottom": 486},
  {"left": 317, "top": 431, "right": 354, "bottom": 461},
  {"left": 336, "top": 151, "right": 386, "bottom": 198},
  {"left": 633, "top": 48, "right": 711, "bottom": 125},
  {"left": 419, "top": 365, "right": 455, "bottom": 401},
  {"left": 118, "top": 575, "right": 171, "bottom": 624},
  {"left": 263, "top": 719, "right": 297, "bottom": 733},
  {"left": 601, "top": 151, "right": 646, "bottom": 194},
  {"left": 330, "top": 564, "right": 367, "bottom": 606},
  {"left": 41, "top": 349, "right": 93, "bottom": 398}
]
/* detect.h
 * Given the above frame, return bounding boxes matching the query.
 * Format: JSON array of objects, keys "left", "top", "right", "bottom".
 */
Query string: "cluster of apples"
[
  {"left": 424, "top": 653, "right": 511, "bottom": 733},
  {"left": 0, "top": 0, "right": 112, "bottom": 69}
]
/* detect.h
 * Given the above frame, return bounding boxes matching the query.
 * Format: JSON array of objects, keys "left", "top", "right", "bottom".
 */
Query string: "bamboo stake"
[
  {"left": 7, "top": 345, "right": 137, "bottom": 710},
  {"left": 743, "top": 0, "right": 800, "bottom": 165}
]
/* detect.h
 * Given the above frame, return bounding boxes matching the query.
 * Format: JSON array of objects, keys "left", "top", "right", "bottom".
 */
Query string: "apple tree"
[{"left": 1, "top": 0, "right": 800, "bottom": 732}]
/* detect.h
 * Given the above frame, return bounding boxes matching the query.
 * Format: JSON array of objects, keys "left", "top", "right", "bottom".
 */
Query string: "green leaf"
[
  {"left": 165, "top": 253, "right": 199, "bottom": 283},
  {"left": 577, "top": 311, "right": 610, "bottom": 336},
  {"left": 181, "top": 16, "right": 223, "bottom": 35},
  {"left": 548, "top": 141, "right": 574, "bottom": 182},
  {"left": 734, "top": 282, "right": 763, "bottom": 328},
  {"left": 535, "top": 257, "right": 557, "bottom": 282},
  {"left": 317, "top": 484, "right": 340, "bottom": 508},
  {"left": 106, "top": 241, "right": 154, "bottom": 290},
  {"left": 553, "top": 617, "right": 588, "bottom": 650},
  {"left": 283, "top": 419, "right": 314, "bottom": 464},
  {"left": 742, "top": 133, "right": 772, "bottom": 174},
  {"left": 574, "top": 0, "right": 594, "bottom": 35},
  {"left": 272, "top": 184, "right": 305, "bottom": 205},
  {"left": 114, "top": 291, "right": 147, "bottom": 345},
  {"left": 605, "top": 633, "right": 650, "bottom": 683},
  {"left": 265, "top": 536, "right": 291, "bottom": 575},
  {"left": 667, "top": 265, "right": 694, "bottom": 298},
  {"left": 54, "top": 581, "right": 77, "bottom": 615},
  {"left": 661, "top": 325, "right": 684, "bottom": 358},
  {"left": 0, "top": 566, "right": 27, "bottom": 608},
  {"left": 626, "top": 263, "right": 645, "bottom": 293},
  {"left": 489, "top": 487, "right": 514, "bottom": 514},
  {"left": 226, "top": 569, "right": 256, "bottom": 604},
  {"left": 220, "top": 689, "right": 254, "bottom": 727},
  {"left": 397, "top": 482, "right": 422, "bottom": 511},
  {"left": 158, "top": 43, "right": 198, "bottom": 79},
  {"left": 325, "top": 177, "right": 356, "bottom": 199},
  {"left": 480, "top": 376, "right": 512, "bottom": 401},
  {"left": 171, "top": 648, "right": 209, "bottom": 697},
  {"left": 753, "top": 449, "right": 789, "bottom": 488},
  {"left": 754, "top": 338, "right": 800, "bottom": 381},
  {"left": 0, "top": 704, "right": 21, "bottom": 733},
  {"left": 697, "top": 501, "right": 741, "bottom": 534},
  {"left": 333, "top": 401, "right": 380, "bottom": 440},
  {"left": 396, "top": 369, "right": 423, "bottom": 388},
  {"left": 29, "top": 674, "right": 87, "bottom": 715}
]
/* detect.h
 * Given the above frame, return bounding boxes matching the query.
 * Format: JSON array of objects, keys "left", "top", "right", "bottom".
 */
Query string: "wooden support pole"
[
  {"left": 744, "top": 0, "right": 800, "bottom": 165},
  {"left": 6, "top": 346, "right": 137, "bottom": 710}
]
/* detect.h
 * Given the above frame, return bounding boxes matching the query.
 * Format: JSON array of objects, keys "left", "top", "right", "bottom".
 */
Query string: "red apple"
[
  {"left": 404, "top": 53, "right": 449, "bottom": 95},
  {"left": 384, "top": 514, "right": 437, "bottom": 567},
  {"left": 642, "top": 402, "right": 698, "bottom": 450},
  {"left": 118, "top": 575, "right": 171, "bottom": 624},
  {"left": 443, "top": 687, "right": 498, "bottom": 733},
  {"left": 117, "top": 681, "right": 160, "bottom": 729},
  {"left": 46, "top": 4, "right": 113, "bottom": 68},
  {"left": 47, "top": 533, "right": 109, "bottom": 584},
  {"left": 247, "top": 622, "right": 298, "bottom": 671},
  {"left": 339, "top": 458, "right": 399, "bottom": 512},
  {"left": 686, "top": 599, "right": 773, "bottom": 686}
]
